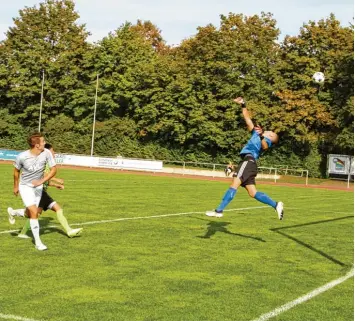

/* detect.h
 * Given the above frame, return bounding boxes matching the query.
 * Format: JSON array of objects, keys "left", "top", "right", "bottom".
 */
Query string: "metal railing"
[
  {"left": 258, "top": 166, "right": 309, "bottom": 185},
  {"left": 162, "top": 160, "right": 309, "bottom": 184}
]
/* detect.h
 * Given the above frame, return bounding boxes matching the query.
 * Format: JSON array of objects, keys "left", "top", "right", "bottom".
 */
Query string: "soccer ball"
[{"left": 312, "top": 72, "right": 325, "bottom": 83}]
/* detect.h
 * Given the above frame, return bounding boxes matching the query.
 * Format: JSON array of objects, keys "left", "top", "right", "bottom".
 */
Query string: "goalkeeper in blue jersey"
[
  {"left": 206, "top": 97, "right": 284, "bottom": 219},
  {"left": 8, "top": 143, "right": 83, "bottom": 238}
]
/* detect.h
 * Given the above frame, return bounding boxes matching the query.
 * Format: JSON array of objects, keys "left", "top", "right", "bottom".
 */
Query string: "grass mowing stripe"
[
  {"left": 0, "top": 206, "right": 269, "bottom": 234},
  {"left": 0, "top": 313, "right": 42, "bottom": 321},
  {"left": 251, "top": 267, "right": 354, "bottom": 321},
  {"left": 288, "top": 207, "right": 353, "bottom": 214}
]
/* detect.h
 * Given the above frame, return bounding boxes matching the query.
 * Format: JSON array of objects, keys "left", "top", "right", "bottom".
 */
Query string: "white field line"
[
  {"left": 0, "top": 206, "right": 265, "bottom": 321},
  {"left": 251, "top": 267, "right": 354, "bottom": 321},
  {"left": 1, "top": 271, "right": 353, "bottom": 321},
  {"left": 0, "top": 313, "right": 42, "bottom": 321},
  {"left": 0, "top": 229, "right": 21, "bottom": 235},
  {"left": 1, "top": 206, "right": 353, "bottom": 321},
  {"left": 1, "top": 206, "right": 352, "bottom": 235},
  {"left": 0, "top": 206, "right": 268, "bottom": 234}
]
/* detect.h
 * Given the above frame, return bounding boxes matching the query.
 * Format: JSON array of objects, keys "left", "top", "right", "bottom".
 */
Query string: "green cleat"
[
  {"left": 67, "top": 228, "right": 83, "bottom": 238},
  {"left": 18, "top": 234, "right": 31, "bottom": 239}
]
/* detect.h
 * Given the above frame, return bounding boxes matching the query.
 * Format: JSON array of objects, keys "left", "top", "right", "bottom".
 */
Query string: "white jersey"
[{"left": 14, "top": 149, "right": 56, "bottom": 187}]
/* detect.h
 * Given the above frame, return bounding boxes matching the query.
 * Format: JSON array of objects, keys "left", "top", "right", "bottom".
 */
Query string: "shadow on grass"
[
  {"left": 10, "top": 216, "right": 67, "bottom": 239},
  {"left": 270, "top": 215, "right": 354, "bottom": 267},
  {"left": 194, "top": 217, "right": 266, "bottom": 242},
  {"left": 41, "top": 217, "right": 68, "bottom": 237}
]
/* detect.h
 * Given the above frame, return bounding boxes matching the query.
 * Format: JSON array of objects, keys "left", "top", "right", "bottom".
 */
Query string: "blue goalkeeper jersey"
[{"left": 240, "top": 129, "right": 272, "bottom": 160}]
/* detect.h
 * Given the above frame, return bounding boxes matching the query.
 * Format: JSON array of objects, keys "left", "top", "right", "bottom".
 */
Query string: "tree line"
[{"left": 0, "top": 0, "right": 353, "bottom": 177}]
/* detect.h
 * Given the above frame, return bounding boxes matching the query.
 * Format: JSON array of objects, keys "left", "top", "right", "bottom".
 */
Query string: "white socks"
[
  {"left": 29, "top": 219, "right": 43, "bottom": 246},
  {"left": 13, "top": 208, "right": 25, "bottom": 217}
]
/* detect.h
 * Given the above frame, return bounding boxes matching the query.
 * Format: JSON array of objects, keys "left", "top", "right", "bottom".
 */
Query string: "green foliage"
[
  {"left": 303, "top": 144, "right": 323, "bottom": 177},
  {"left": 0, "top": 108, "right": 31, "bottom": 149},
  {"left": 0, "top": 5, "right": 353, "bottom": 177},
  {"left": 280, "top": 14, "right": 354, "bottom": 149},
  {"left": 0, "top": 0, "right": 90, "bottom": 126}
]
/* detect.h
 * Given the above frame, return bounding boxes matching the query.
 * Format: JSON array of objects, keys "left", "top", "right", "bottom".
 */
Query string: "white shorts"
[{"left": 19, "top": 184, "right": 43, "bottom": 208}]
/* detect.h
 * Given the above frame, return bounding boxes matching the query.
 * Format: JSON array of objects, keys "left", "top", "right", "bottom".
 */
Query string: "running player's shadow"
[
  {"left": 40, "top": 217, "right": 67, "bottom": 237},
  {"left": 10, "top": 217, "right": 67, "bottom": 238},
  {"left": 197, "top": 220, "right": 266, "bottom": 242}
]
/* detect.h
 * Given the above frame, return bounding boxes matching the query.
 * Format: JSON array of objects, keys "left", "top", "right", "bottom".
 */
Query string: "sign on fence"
[
  {"left": 0, "top": 149, "right": 21, "bottom": 160},
  {"left": 0, "top": 149, "right": 163, "bottom": 172},
  {"left": 56, "top": 154, "right": 163, "bottom": 171},
  {"left": 328, "top": 154, "right": 353, "bottom": 175}
]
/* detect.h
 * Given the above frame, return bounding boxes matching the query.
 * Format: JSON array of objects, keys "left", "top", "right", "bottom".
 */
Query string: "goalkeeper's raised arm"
[{"left": 233, "top": 96, "right": 254, "bottom": 132}]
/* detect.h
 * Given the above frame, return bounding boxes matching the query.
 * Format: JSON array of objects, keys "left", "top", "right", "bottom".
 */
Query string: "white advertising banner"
[
  {"left": 98, "top": 157, "right": 122, "bottom": 168},
  {"left": 60, "top": 155, "right": 98, "bottom": 167},
  {"left": 121, "top": 158, "right": 163, "bottom": 170},
  {"left": 54, "top": 154, "right": 162, "bottom": 171}
]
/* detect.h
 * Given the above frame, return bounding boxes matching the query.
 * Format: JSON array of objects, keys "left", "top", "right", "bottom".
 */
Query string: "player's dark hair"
[
  {"left": 27, "top": 132, "right": 43, "bottom": 148},
  {"left": 45, "top": 143, "right": 52, "bottom": 149}
]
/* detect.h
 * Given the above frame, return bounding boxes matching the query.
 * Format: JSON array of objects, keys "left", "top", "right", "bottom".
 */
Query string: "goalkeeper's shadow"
[{"left": 192, "top": 216, "right": 266, "bottom": 242}]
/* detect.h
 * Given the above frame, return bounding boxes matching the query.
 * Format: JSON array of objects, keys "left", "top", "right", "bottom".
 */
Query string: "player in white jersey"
[
  {"left": 12, "top": 132, "right": 57, "bottom": 251},
  {"left": 9, "top": 143, "right": 83, "bottom": 238}
]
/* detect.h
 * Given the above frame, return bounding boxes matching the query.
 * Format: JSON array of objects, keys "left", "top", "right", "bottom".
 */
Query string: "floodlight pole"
[
  {"left": 38, "top": 70, "right": 45, "bottom": 132},
  {"left": 90, "top": 74, "right": 99, "bottom": 157}
]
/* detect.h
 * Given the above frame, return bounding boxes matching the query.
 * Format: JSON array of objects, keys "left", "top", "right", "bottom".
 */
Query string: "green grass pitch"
[{"left": 0, "top": 164, "right": 353, "bottom": 321}]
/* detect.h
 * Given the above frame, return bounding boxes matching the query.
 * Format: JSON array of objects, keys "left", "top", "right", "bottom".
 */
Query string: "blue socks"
[
  {"left": 215, "top": 189, "right": 276, "bottom": 213},
  {"left": 254, "top": 191, "right": 277, "bottom": 208},
  {"left": 216, "top": 187, "right": 237, "bottom": 212}
]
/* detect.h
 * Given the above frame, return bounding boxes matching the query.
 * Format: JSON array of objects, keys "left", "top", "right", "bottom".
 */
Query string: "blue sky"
[{"left": 1, "top": 0, "right": 353, "bottom": 45}]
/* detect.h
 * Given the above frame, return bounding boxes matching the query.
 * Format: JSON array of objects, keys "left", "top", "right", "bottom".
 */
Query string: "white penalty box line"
[
  {"left": 71, "top": 206, "right": 269, "bottom": 227},
  {"left": 2, "top": 269, "right": 354, "bottom": 321},
  {"left": 76, "top": 205, "right": 350, "bottom": 321},
  {"left": 0, "top": 206, "right": 268, "bottom": 235},
  {"left": 1, "top": 205, "right": 353, "bottom": 321},
  {"left": 1, "top": 206, "right": 353, "bottom": 235},
  {"left": 68, "top": 207, "right": 353, "bottom": 227},
  {"left": 0, "top": 205, "right": 264, "bottom": 321},
  {"left": 251, "top": 266, "right": 354, "bottom": 321}
]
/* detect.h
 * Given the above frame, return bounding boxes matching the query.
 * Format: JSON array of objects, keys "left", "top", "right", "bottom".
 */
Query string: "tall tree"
[
  {"left": 74, "top": 22, "right": 162, "bottom": 121},
  {"left": 131, "top": 20, "right": 167, "bottom": 53},
  {"left": 0, "top": 0, "right": 90, "bottom": 127},
  {"left": 279, "top": 14, "right": 354, "bottom": 151},
  {"left": 149, "top": 12, "right": 282, "bottom": 156}
]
